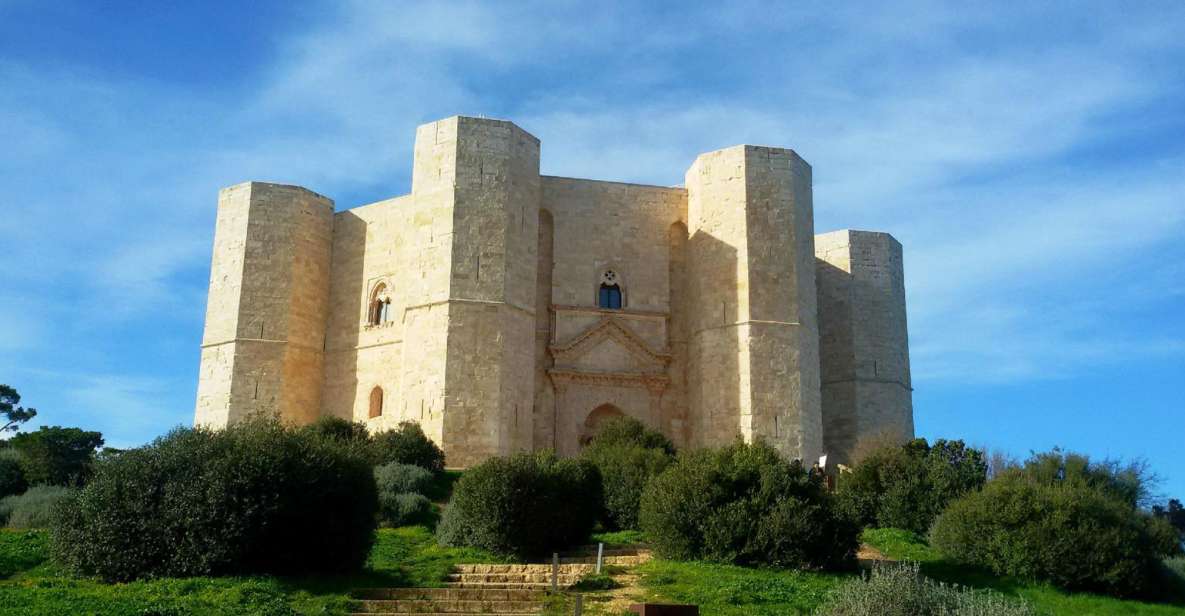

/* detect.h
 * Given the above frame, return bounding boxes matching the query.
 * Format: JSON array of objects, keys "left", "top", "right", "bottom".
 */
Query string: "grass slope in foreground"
[
  {"left": 0, "top": 526, "right": 494, "bottom": 616},
  {"left": 861, "top": 528, "right": 1185, "bottom": 616}
]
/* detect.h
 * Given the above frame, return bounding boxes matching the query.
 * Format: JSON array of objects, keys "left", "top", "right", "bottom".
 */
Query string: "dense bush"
[
  {"left": 372, "top": 421, "right": 446, "bottom": 472},
  {"left": 0, "top": 485, "right": 72, "bottom": 529},
  {"left": 930, "top": 460, "right": 1178, "bottom": 598},
  {"left": 384, "top": 492, "right": 435, "bottom": 527},
  {"left": 437, "top": 451, "right": 601, "bottom": 559},
  {"left": 639, "top": 440, "right": 857, "bottom": 570},
  {"left": 581, "top": 417, "right": 675, "bottom": 530},
  {"left": 587, "top": 416, "right": 675, "bottom": 454},
  {"left": 51, "top": 417, "right": 377, "bottom": 582},
  {"left": 375, "top": 462, "right": 436, "bottom": 527},
  {"left": 9, "top": 426, "right": 104, "bottom": 487},
  {"left": 376, "top": 462, "right": 434, "bottom": 496},
  {"left": 1154, "top": 498, "right": 1185, "bottom": 540},
  {"left": 302, "top": 415, "right": 372, "bottom": 445},
  {"left": 837, "top": 438, "right": 986, "bottom": 534},
  {"left": 0, "top": 451, "right": 27, "bottom": 498},
  {"left": 817, "top": 561, "right": 1038, "bottom": 616}
]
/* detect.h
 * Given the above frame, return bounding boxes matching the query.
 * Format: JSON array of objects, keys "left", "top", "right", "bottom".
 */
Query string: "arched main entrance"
[{"left": 579, "top": 403, "right": 625, "bottom": 447}]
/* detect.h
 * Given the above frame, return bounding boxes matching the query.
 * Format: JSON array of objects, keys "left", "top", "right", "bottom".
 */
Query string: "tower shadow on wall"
[
  {"left": 686, "top": 229, "right": 741, "bottom": 449},
  {"left": 322, "top": 210, "right": 366, "bottom": 424}
]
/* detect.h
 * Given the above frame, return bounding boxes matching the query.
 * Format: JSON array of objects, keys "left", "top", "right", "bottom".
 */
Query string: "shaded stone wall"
[{"left": 815, "top": 230, "right": 913, "bottom": 464}]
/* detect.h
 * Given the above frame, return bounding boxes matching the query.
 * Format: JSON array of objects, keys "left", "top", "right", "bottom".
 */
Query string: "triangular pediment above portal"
[{"left": 550, "top": 317, "right": 670, "bottom": 374}]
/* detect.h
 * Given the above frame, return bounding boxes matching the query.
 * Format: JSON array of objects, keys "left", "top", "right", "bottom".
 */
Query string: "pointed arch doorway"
[{"left": 579, "top": 403, "right": 625, "bottom": 448}]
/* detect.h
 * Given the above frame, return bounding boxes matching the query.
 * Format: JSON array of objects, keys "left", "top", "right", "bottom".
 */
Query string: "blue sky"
[{"left": 2, "top": 1, "right": 1183, "bottom": 499}]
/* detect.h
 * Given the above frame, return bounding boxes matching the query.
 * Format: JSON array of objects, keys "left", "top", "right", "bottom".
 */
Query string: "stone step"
[
  {"left": 445, "top": 580, "right": 554, "bottom": 589},
  {"left": 570, "top": 545, "right": 648, "bottom": 556},
  {"left": 353, "top": 588, "right": 546, "bottom": 601},
  {"left": 350, "top": 599, "right": 543, "bottom": 614},
  {"left": 445, "top": 572, "right": 581, "bottom": 585},
  {"left": 555, "top": 555, "right": 646, "bottom": 565},
  {"left": 453, "top": 563, "right": 592, "bottom": 574}
]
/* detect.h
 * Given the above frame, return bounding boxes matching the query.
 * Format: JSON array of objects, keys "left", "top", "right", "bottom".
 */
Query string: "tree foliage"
[
  {"left": 9, "top": 426, "right": 104, "bottom": 487},
  {"left": 0, "top": 385, "right": 37, "bottom": 433},
  {"left": 51, "top": 417, "right": 377, "bottom": 582},
  {"left": 930, "top": 450, "right": 1180, "bottom": 598},
  {"left": 437, "top": 451, "right": 601, "bottom": 559},
  {"left": 1153, "top": 498, "right": 1185, "bottom": 540},
  {"left": 640, "top": 440, "right": 857, "bottom": 570},
  {"left": 837, "top": 438, "right": 986, "bottom": 534},
  {"left": 371, "top": 421, "right": 446, "bottom": 472},
  {"left": 581, "top": 416, "right": 675, "bottom": 530}
]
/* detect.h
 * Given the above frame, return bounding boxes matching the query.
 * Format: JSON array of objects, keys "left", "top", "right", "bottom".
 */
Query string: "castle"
[{"left": 194, "top": 116, "right": 913, "bottom": 467}]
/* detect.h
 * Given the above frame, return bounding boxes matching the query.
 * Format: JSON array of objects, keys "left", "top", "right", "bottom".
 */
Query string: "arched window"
[
  {"left": 368, "top": 386, "right": 384, "bottom": 418},
  {"left": 598, "top": 270, "right": 623, "bottom": 309},
  {"left": 368, "top": 283, "right": 392, "bottom": 326}
]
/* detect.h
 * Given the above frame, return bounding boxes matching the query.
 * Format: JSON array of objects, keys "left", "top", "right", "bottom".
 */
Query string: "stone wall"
[
  {"left": 195, "top": 182, "right": 333, "bottom": 428},
  {"left": 815, "top": 229, "right": 913, "bottom": 464},
  {"left": 685, "top": 146, "right": 823, "bottom": 463}
]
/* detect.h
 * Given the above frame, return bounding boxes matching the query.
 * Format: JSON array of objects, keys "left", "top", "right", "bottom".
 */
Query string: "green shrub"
[
  {"left": 581, "top": 417, "right": 674, "bottom": 531},
  {"left": 375, "top": 462, "right": 434, "bottom": 496},
  {"left": 817, "top": 561, "right": 1038, "bottom": 615},
  {"left": 837, "top": 438, "right": 986, "bottom": 535},
  {"left": 0, "top": 485, "right": 72, "bottom": 529},
  {"left": 51, "top": 417, "right": 377, "bottom": 582},
  {"left": 372, "top": 421, "right": 446, "bottom": 472},
  {"left": 375, "top": 462, "right": 437, "bottom": 527},
  {"left": 303, "top": 415, "right": 371, "bottom": 444},
  {"left": 930, "top": 469, "right": 1174, "bottom": 598},
  {"left": 588, "top": 416, "right": 675, "bottom": 454},
  {"left": 8, "top": 426, "right": 104, "bottom": 487},
  {"left": 437, "top": 451, "right": 601, "bottom": 559},
  {"left": 381, "top": 492, "right": 435, "bottom": 527},
  {"left": 0, "top": 451, "right": 26, "bottom": 498},
  {"left": 639, "top": 440, "right": 857, "bottom": 570}
]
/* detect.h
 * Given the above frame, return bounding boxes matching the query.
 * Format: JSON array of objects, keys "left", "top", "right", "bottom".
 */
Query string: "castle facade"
[{"left": 194, "top": 116, "right": 913, "bottom": 467}]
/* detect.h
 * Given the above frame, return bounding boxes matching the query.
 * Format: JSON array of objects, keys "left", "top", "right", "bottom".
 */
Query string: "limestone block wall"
[
  {"left": 320, "top": 191, "right": 453, "bottom": 444},
  {"left": 435, "top": 117, "right": 541, "bottom": 466},
  {"left": 685, "top": 146, "right": 823, "bottom": 463},
  {"left": 195, "top": 182, "right": 333, "bottom": 427},
  {"left": 536, "top": 177, "right": 687, "bottom": 451},
  {"left": 815, "top": 229, "right": 913, "bottom": 464}
]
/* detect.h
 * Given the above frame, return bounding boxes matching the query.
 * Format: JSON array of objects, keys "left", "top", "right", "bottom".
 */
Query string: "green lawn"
[
  {"left": 633, "top": 558, "right": 848, "bottom": 615},
  {"left": 0, "top": 526, "right": 494, "bottom": 616},
  {"left": 861, "top": 528, "right": 1185, "bottom": 616}
]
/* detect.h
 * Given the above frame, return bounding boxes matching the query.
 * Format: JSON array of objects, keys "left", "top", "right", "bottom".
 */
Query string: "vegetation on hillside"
[
  {"left": 931, "top": 450, "right": 1180, "bottom": 598},
  {"left": 437, "top": 450, "right": 601, "bottom": 558},
  {"left": 640, "top": 440, "right": 858, "bottom": 570},
  {"left": 52, "top": 417, "right": 378, "bottom": 581},
  {"left": 836, "top": 437, "right": 986, "bottom": 535},
  {"left": 580, "top": 416, "right": 676, "bottom": 530}
]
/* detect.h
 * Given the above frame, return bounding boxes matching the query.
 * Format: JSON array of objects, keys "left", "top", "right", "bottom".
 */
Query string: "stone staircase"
[{"left": 349, "top": 546, "right": 649, "bottom": 615}]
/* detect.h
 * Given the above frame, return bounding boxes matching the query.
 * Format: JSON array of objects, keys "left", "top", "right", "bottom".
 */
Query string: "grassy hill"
[{"left": 2, "top": 526, "right": 1182, "bottom": 615}]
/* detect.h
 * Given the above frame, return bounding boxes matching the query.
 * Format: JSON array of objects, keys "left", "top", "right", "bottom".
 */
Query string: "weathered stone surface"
[{"left": 194, "top": 115, "right": 913, "bottom": 467}]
